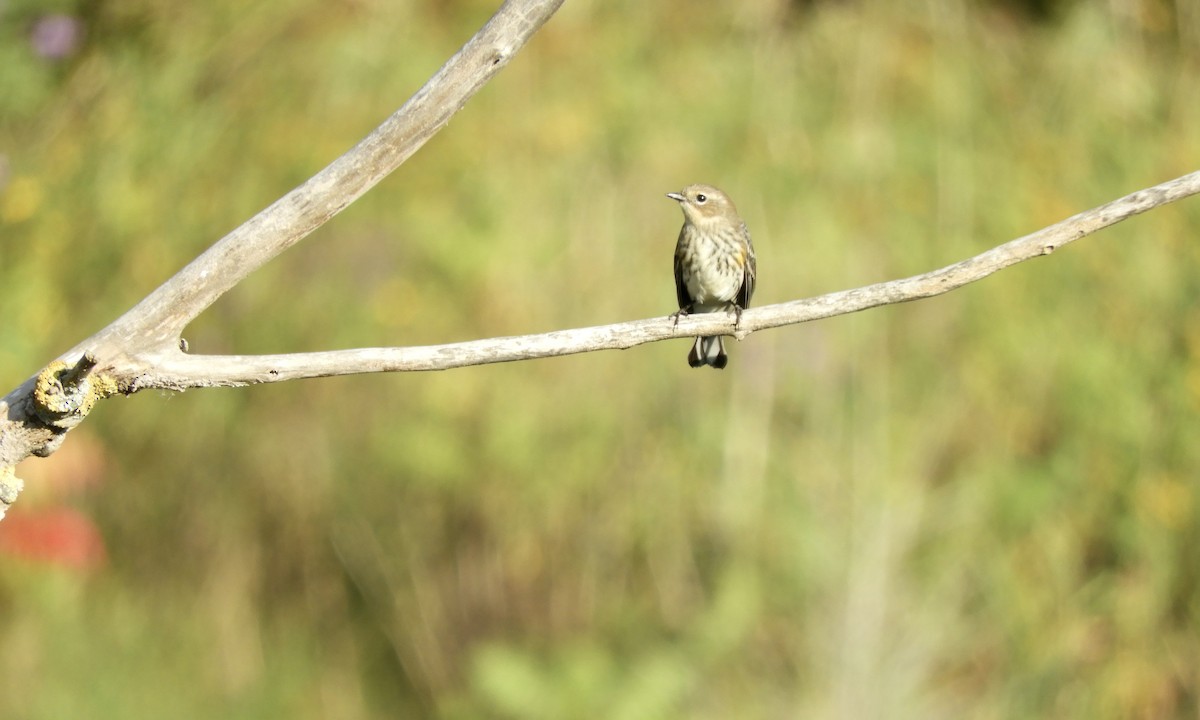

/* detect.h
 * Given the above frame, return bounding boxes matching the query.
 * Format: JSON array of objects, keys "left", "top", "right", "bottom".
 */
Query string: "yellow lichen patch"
[
  {"left": 33, "top": 360, "right": 71, "bottom": 412},
  {"left": 92, "top": 373, "right": 120, "bottom": 399},
  {"left": 32, "top": 359, "right": 116, "bottom": 426}
]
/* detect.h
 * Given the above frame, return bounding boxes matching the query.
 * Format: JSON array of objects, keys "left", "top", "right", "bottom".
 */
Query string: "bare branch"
[
  {"left": 0, "top": 0, "right": 568, "bottom": 508},
  {"left": 97, "top": 170, "right": 1198, "bottom": 390},
  {"left": 0, "top": 0, "right": 1196, "bottom": 521}
]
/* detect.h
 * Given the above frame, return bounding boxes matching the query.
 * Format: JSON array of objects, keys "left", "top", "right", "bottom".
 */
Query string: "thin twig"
[{"left": 98, "top": 170, "right": 1197, "bottom": 389}]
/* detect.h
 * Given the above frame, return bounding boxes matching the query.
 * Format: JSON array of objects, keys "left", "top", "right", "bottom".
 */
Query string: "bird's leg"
[
  {"left": 670, "top": 304, "right": 693, "bottom": 328},
  {"left": 729, "top": 303, "right": 745, "bottom": 331}
]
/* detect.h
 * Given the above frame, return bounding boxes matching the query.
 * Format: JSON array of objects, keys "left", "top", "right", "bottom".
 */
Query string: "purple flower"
[{"left": 30, "top": 14, "right": 84, "bottom": 60}]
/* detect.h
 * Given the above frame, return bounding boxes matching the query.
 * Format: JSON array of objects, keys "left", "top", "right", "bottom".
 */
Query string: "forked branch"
[
  {"left": 0, "top": 0, "right": 568, "bottom": 514},
  {"left": 56, "top": 170, "right": 1200, "bottom": 391},
  {"left": 0, "top": 0, "right": 1197, "bottom": 522}
]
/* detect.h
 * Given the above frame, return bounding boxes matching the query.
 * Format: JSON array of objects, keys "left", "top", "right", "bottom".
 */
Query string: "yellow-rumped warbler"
[{"left": 667, "top": 184, "right": 756, "bottom": 369}]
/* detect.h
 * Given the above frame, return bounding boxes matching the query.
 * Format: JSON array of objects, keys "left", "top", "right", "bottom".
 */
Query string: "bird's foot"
[{"left": 670, "top": 306, "right": 692, "bottom": 329}]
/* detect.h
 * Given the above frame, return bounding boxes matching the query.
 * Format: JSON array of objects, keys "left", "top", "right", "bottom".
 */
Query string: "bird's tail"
[{"left": 688, "top": 336, "right": 728, "bottom": 369}]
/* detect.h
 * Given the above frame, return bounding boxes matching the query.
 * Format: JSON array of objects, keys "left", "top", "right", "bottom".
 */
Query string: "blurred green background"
[{"left": 3, "top": 0, "right": 1200, "bottom": 717}]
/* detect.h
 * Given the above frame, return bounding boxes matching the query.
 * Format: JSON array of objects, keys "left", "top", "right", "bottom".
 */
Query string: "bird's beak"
[{"left": 666, "top": 192, "right": 685, "bottom": 202}]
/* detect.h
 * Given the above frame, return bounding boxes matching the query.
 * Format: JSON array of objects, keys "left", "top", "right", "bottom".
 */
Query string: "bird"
[{"left": 667, "top": 184, "right": 756, "bottom": 369}]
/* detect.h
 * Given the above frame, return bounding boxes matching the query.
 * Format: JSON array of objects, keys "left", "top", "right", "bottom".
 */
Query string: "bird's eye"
[{"left": 695, "top": 193, "right": 707, "bottom": 204}]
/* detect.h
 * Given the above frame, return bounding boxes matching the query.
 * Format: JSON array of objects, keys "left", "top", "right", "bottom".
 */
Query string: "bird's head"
[{"left": 666, "top": 184, "right": 740, "bottom": 226}]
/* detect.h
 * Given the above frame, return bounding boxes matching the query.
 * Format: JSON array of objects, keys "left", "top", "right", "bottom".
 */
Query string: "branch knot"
[{"left": 32, "top": 352, "right": 116, "bottom": 429}]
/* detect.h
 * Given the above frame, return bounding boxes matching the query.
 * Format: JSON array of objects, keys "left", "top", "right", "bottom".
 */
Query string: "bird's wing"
[
  {"left": 737, "top": 226, "right": 756, "bottom": 309},
  {"left": 674, "top": 231, "right": 692, "bottom": 310}
]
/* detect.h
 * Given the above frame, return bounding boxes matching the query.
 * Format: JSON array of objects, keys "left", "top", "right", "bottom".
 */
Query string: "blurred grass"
[{"left": 3, "top": 0, "right": 1200, "bottom": 717}]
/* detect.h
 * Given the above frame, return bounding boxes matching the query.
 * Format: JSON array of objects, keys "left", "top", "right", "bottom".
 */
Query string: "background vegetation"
[{"left": 3, "top": 0, "right": 1200, "bottom": 716}]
